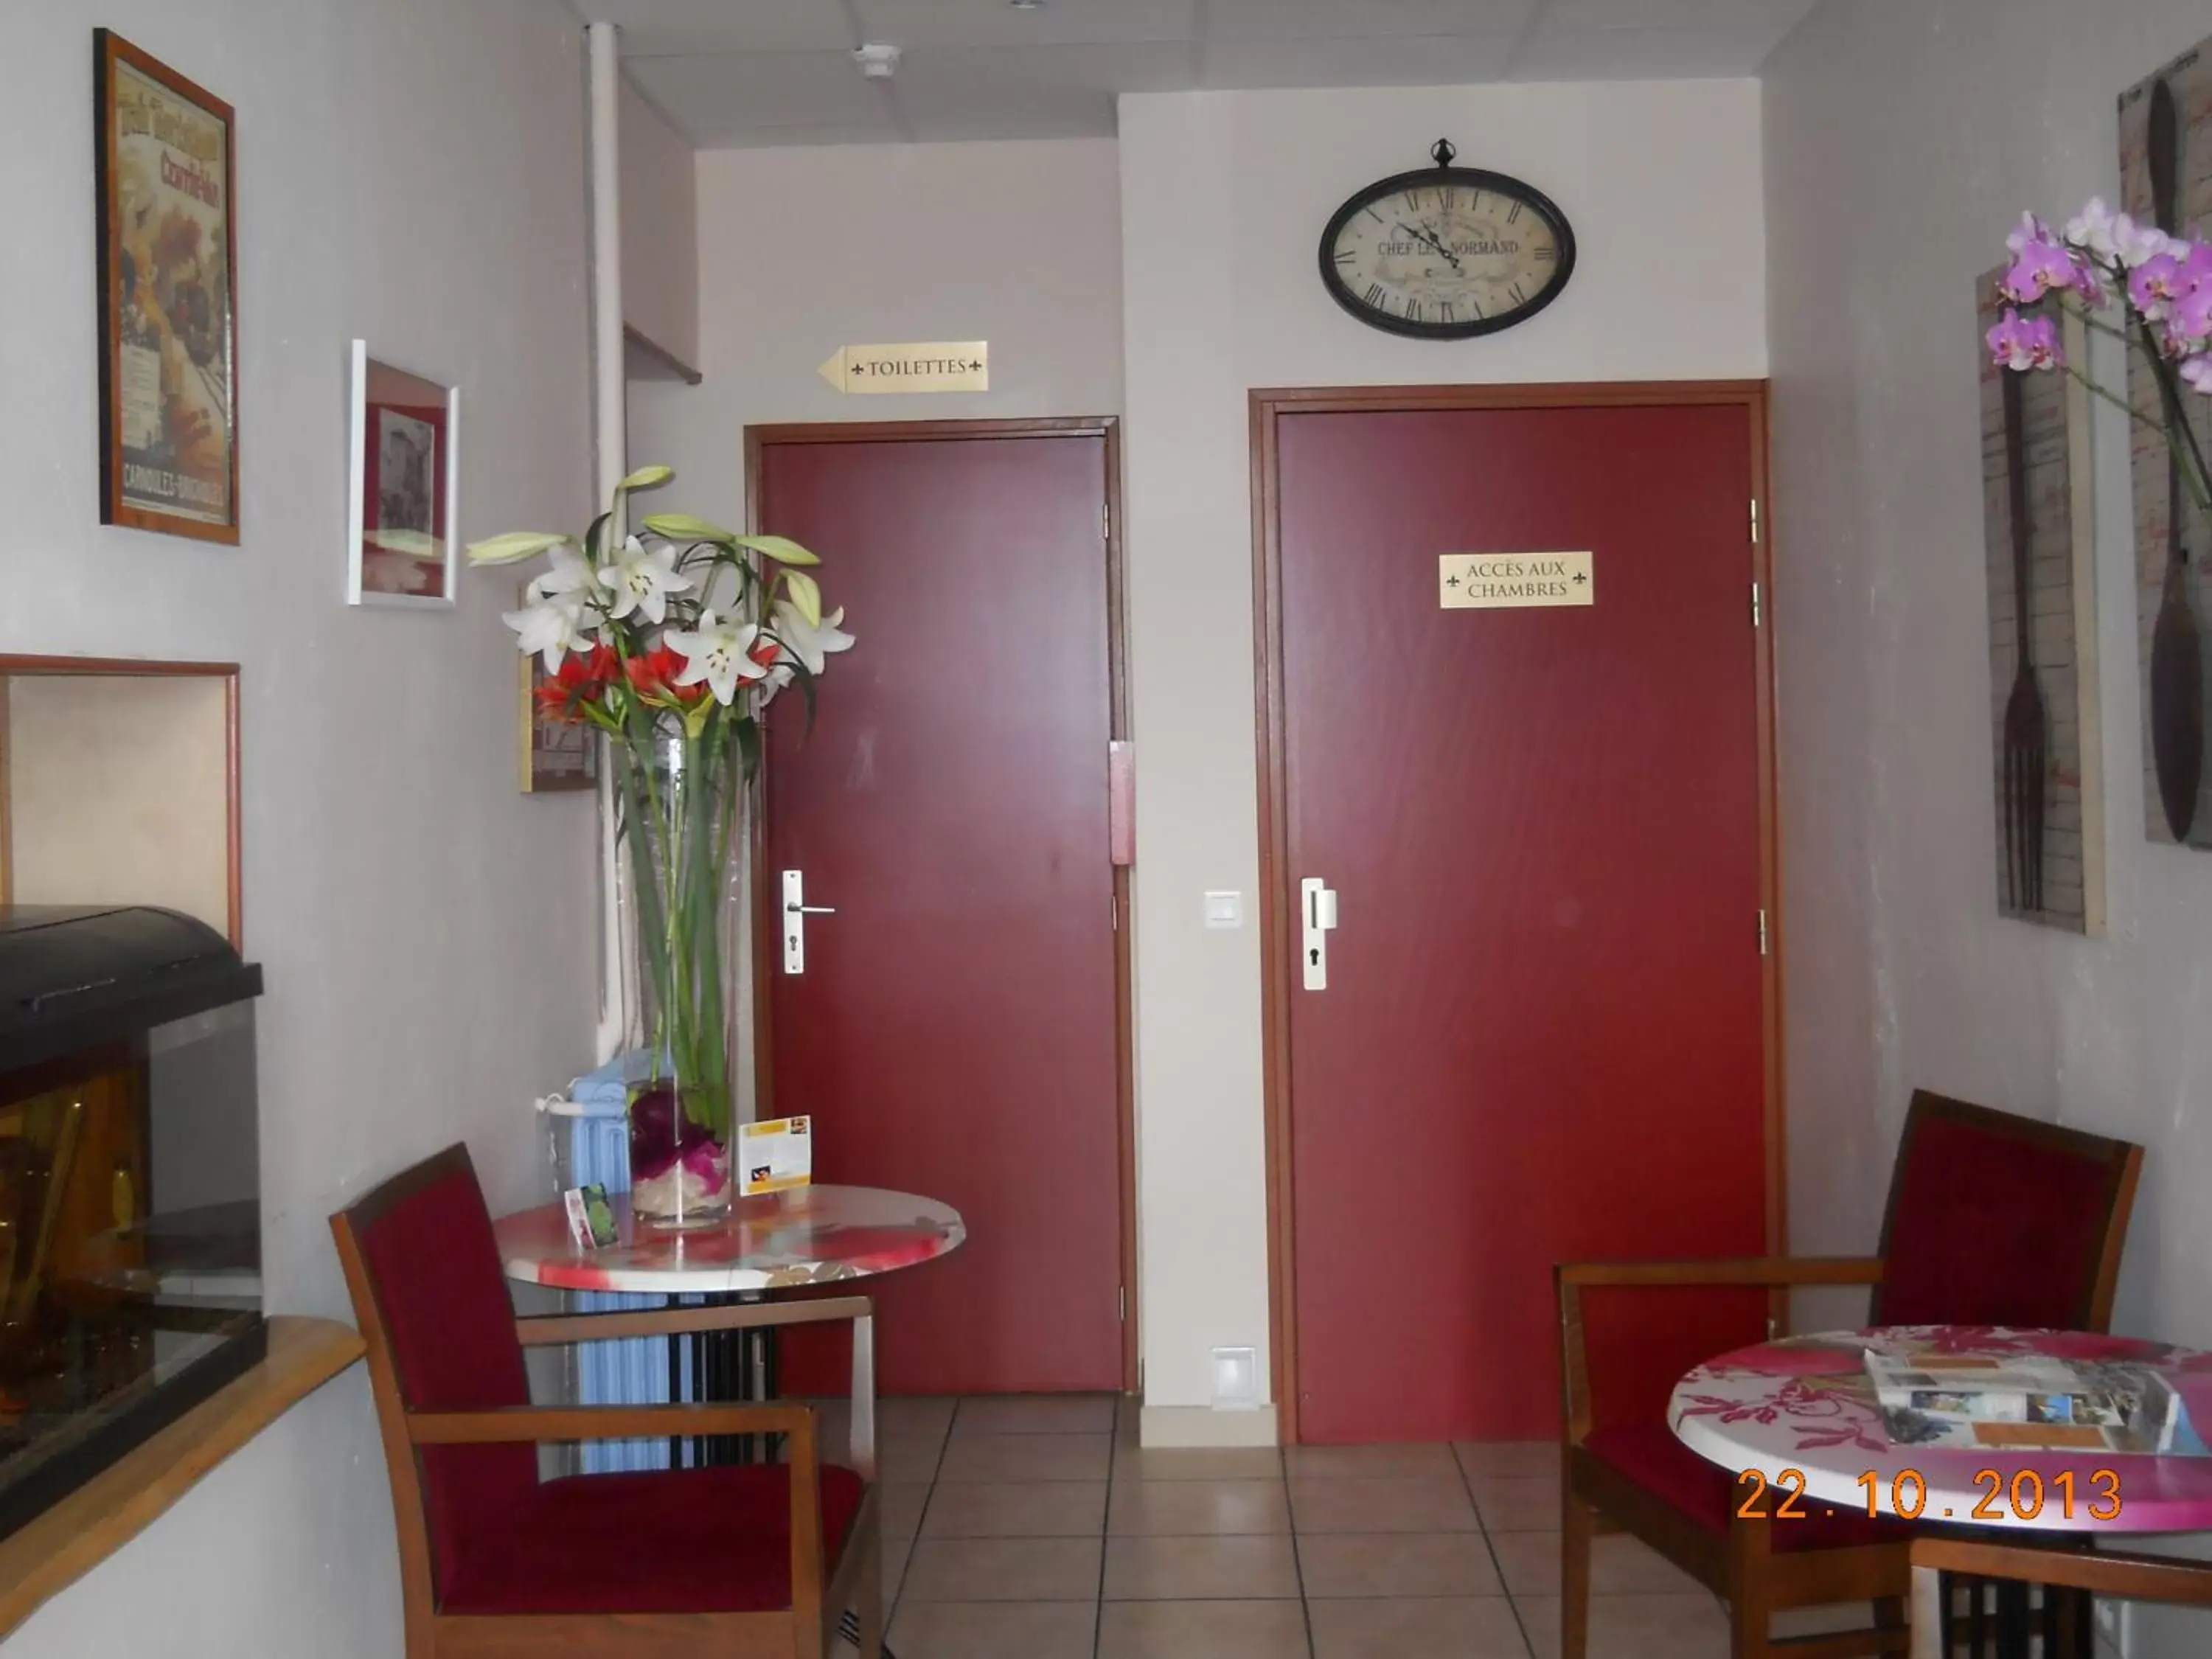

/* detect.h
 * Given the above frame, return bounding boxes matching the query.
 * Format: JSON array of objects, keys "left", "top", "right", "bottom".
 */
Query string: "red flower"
[
  {"left": 535, "top": 644, "right": 616, "bottom": 725},
  {"left": 625, "top": 645, "right": 707, "bottom": 706}
]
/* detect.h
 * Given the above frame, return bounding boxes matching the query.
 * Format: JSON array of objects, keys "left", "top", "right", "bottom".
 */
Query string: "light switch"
[{"left": 1203, "top": 891, "right": 1244, "bottom": 930}]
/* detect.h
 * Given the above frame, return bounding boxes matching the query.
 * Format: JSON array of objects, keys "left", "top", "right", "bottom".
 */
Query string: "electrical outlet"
[{"left": 1211, "top": 1346, "right": 1259, "bottom": 1410}]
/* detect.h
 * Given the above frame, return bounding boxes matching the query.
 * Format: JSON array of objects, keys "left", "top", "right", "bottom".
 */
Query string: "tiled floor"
[{"left": 825, "top": 1394, "right": 1803, "bottom": 1659}]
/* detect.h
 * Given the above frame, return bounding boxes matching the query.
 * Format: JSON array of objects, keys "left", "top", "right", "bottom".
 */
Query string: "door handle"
[
  {"left": 780, "top": 870, "right": 834, "bottom": 973},
  {"left": 1300, "top": 877, "right": 1338, "bottom": 991}
]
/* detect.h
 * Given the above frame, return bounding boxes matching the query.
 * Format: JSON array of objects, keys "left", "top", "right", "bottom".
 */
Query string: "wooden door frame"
[
  {"left": 1249, "top": 380, "right": 1785, "bottom": 1444},
  {"left": 742, "top": 416, "right": 1141, "bottom": 1394}
]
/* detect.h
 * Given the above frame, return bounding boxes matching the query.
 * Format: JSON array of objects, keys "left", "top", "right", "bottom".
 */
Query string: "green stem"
[{"left": 2133, "top": 315, "right": 2212, "bottom": 514}]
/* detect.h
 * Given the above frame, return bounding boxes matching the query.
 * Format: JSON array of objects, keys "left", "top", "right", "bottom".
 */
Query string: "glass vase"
[{"left": 613, "top": 723, "right": 744, "bottom": 1226}]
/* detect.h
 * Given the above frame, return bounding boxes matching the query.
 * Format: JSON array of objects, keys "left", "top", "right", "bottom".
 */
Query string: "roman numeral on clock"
[
  {"left": 1333, "top": 248, "right": 1354, "bottom": 265},
  {"left": 1506, "top": 201, "right": 1524, "bottom": 224},
  {"left": 1402, "top": 297, "right": 1422, "bottom": 322},
  {"left": 1365, "top": 282, "right": 1385, "bottom": 307}
]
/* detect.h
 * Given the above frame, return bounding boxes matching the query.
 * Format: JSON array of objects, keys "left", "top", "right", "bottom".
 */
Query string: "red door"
[
  {"left": 755, "top": 425, "right": 1124, "bottom": 1397},
  {"left": 1275, "top": 398, "right": 1773, "bottom": 1443}
]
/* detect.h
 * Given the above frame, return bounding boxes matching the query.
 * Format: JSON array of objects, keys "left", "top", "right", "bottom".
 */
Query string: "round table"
[
  {"left": 498, "top": 1183, "right": 962, "bottom": 1659},
  {"left": 495, "top": 1183, "right": 964, "bottom": 1459},
  {"left": 1672, "top": 1327, "right": 2212, "bottom": 1658},
  {"left": 1669, "top": 1326, "right": 2212, "bottom": 1534},
  {"left": 494, "top": 1182, "right": 966, "bottom": 1295}
]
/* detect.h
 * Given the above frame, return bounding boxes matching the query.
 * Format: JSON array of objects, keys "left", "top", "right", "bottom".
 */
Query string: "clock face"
[{"left": 1320, "top": 166, "right": 1576, "bottom": 340}]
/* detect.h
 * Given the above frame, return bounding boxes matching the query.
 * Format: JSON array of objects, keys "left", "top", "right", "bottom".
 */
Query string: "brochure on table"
[
  {"left": 1867, "top": 1349, "right": 2208, "bottom": 1455},
  {"left": 740, "top": 1116, "right": 813, "bottom": 1196}
]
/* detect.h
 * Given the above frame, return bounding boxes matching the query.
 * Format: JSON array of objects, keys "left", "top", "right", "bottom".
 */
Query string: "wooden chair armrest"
[
  {"left": 1557, "top": 1256, "right": 1885, "bottom": 1289},
  {"left": 515, "top": 1293, "right": 882, "bottom": 1482},
  {"left": 1911, "top": 1537, "right": 2212, "bottom": 1602},
  {"left": 408, "top": 1402, "right": 817, "bottom": 1444},
  {"left": 1554, "top": 1257, "right": 1883, "bottom": 1447},
  {"left": 514, "top": 1293, "right": 874, "bottom": 1346}
]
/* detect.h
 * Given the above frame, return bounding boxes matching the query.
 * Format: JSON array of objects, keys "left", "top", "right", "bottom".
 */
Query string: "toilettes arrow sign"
[{"left": 816, "top": 341, "right": 990, "bottom": 394}]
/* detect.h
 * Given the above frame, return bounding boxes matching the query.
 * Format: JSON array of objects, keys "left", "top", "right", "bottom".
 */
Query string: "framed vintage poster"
[
  {"left": 1976, "top": 268, "right": 2104, "bottom": 933},
  {"left": 347, "top": 341, "right": 459, "bottom": 607},
  {"left": 521, "top": 585, "right": 600, "bottom": 794},
  {"left": 2120, "top": 37, "right": 2212, "bottom": 846},
  {"left": 94, "top": 31, "right": 240, "bottom": 543}
]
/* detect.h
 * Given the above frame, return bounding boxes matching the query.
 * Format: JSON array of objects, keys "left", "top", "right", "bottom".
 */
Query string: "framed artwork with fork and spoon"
[{"left": 1977, "top": 266, "right": 2104, "bottom": 931}]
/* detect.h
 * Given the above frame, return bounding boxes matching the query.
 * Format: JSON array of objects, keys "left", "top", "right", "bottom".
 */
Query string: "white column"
[{"left": 586, "top": 21, "right": 633, "bottom": 1063}]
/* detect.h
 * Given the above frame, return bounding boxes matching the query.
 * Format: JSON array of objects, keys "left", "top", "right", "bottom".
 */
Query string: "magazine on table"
[{"left": 1866, "top": 1350, "right": 2208, "bottom": 1454}]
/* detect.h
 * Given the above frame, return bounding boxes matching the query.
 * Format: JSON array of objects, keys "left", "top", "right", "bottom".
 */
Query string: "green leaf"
[
  {"left": 466, "top": 530, "right": 568, "bottom": 566},
  {"left": 733, "top": 533, "right": 821, "bottom": 567},
  {"left": 779, "top": 568, "right": 824, "bottom": 627},
  {"left": 642, "top": 512, "right": 739, "bottom": 545},
  {"left": 683, "top": 698, "right": 717, "bottom": 740},
  {"left": 585, "top": 509, "right": 613, "bottom": 563},
  {"left": 619, "top": 463, "right": 675, "bottom": 492}
]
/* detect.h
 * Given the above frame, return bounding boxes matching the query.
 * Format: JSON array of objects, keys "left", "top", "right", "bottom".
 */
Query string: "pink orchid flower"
[
  {"left": 1987, "top": 307, "right": 2062, "bottom": 371},
  {"left": 2130, "top": 248, "right": 2191, "bottom": 319},
  {"left": 2184, "top": 354, "right": 2212, "bottom": 395},
  {"left": 2006, "top": 211, "right": 2052, "bottom": 256},
  {"left": 2002, "top": 236, "right": 2081, "bottom": 303},
  {"left": 2168, "top": 283, "right": 2212, "bottom": 353}
]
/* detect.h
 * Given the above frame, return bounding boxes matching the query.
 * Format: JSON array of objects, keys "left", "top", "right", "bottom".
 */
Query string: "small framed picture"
[
  {"left": 94, "top": 31, "right": 240, "bottom": 543},
  {"left": 347, "top": 341, "right": 458, "bottom": 607},
  {"left": 521, "top": 582, "right": 601, "bottom": 793}
]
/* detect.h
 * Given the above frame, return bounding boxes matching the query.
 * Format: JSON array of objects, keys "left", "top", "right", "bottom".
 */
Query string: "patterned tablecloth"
[
  {"left": 495, "top": 1183, "right": 965, "bottom": 1295},
  {"left": 1670, "top": 1326, "right": 2212, "bottom": 1533}
]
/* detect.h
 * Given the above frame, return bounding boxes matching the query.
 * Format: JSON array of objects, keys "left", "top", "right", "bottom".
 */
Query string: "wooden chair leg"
[
  {"left": 1724, "top": 1523, "right": 1771, "bottom": 1659},
  {"left": 1875, "top": 1595, "right": 1907, "bottom": 1657},
  {"left": 855, "top": 1528, "right": 885, "bottom": 1659},
  {"left": 1728, "top": 1591, "right": 1770, "bottom": 1659},
  {"left": 1561, "top": 1486, "right": 1596, "bottom": 1659}
]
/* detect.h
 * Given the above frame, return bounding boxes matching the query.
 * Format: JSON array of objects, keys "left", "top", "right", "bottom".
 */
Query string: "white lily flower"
[
  {"left": 598, "top": 535, "right": 696, "bottom": 625},
  {"left": 754, "top": 659, "right": 794, "bottom": 713},
  {"left": 665, "top": 610, "right": 768, "bottom": 706},
  {"left": 528, "top": 542, "right": 607, "bottom": 603},
  {"left": 770, "top": 602, "right": 855, "bottom": 676},
  {"left": 503, "top": 593, "right": 602, "bottom": 671}
]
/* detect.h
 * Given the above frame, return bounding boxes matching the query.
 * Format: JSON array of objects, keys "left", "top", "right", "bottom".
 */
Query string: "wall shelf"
[{"left": 0, "top": 1315, "right": 364, "bottom": 1641}]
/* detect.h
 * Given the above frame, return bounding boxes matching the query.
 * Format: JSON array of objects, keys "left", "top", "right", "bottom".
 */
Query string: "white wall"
[
  {"left": 621, "top": 74, "right": 699, "bottom": 372},
  {"left": 636, "top": 100, "right": 1767, "bottom": 1435},
  {"left": 1764, "top": 3, "right": 2212, "bottom": 1646},
  {"left": 1119, "top": 81, "right": 1769, "bottom": 1423},
  {"left": 629, "top": 136, "right": 1125, "bottom": 538},
  {"left": 1, "top": 0, "right": 596, "bottom": 1651}
]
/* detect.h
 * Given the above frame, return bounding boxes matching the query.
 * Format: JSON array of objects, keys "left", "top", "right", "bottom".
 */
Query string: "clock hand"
[{"left": 1397, "top": 220, "right": 1461, "bottom": 273}]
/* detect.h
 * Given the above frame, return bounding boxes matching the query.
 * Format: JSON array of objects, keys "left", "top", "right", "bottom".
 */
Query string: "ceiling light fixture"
[
  {"left": 1010, "top": 0, "right": 1044, "bottom": 10},
  {"left": 852, "top": 41, "right": 902, "bottom": 79}
]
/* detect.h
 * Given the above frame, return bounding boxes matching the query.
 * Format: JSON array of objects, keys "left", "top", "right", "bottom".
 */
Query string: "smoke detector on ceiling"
[{"left": 852, "top": 41, "right": 903, "bottom": 79}]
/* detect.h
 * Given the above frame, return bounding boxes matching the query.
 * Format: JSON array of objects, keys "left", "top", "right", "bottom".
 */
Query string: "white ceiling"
[{"left": 606, "top": 0, "right": 1818, "bottom": 147}]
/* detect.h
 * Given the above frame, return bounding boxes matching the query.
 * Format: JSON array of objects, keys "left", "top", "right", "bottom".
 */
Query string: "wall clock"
[{"left": 1318, "top": 139, "right": 1577, "bottom": 340}]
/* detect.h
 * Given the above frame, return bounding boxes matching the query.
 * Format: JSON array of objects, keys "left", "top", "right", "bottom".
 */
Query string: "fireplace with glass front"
[{"left": 0, "top": 905, "right": 263, "bottom": 1544}]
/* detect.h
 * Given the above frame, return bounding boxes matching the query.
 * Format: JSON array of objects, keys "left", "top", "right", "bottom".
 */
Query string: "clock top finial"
[{"left": 1430, "top": 138, "right": 1455, "bottom": 169}]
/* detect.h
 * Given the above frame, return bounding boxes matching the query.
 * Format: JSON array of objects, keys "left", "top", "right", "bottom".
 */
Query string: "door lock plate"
[{"left": 1301, "top": 877, "right": 1338, "bottom": 990}]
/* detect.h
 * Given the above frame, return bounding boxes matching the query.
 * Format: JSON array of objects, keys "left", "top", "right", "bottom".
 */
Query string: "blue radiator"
[{"left": 551, "top": 1053, "right": 696, "bottom": 1472}]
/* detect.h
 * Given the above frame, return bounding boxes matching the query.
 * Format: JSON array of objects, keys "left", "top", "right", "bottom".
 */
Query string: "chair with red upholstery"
[
  {"left": 1556, "top": 1090, "right": 2143, "bottom": 1659},
  {"left": 332, "top": 1144, "right": 881, "bottom": 1659}
]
